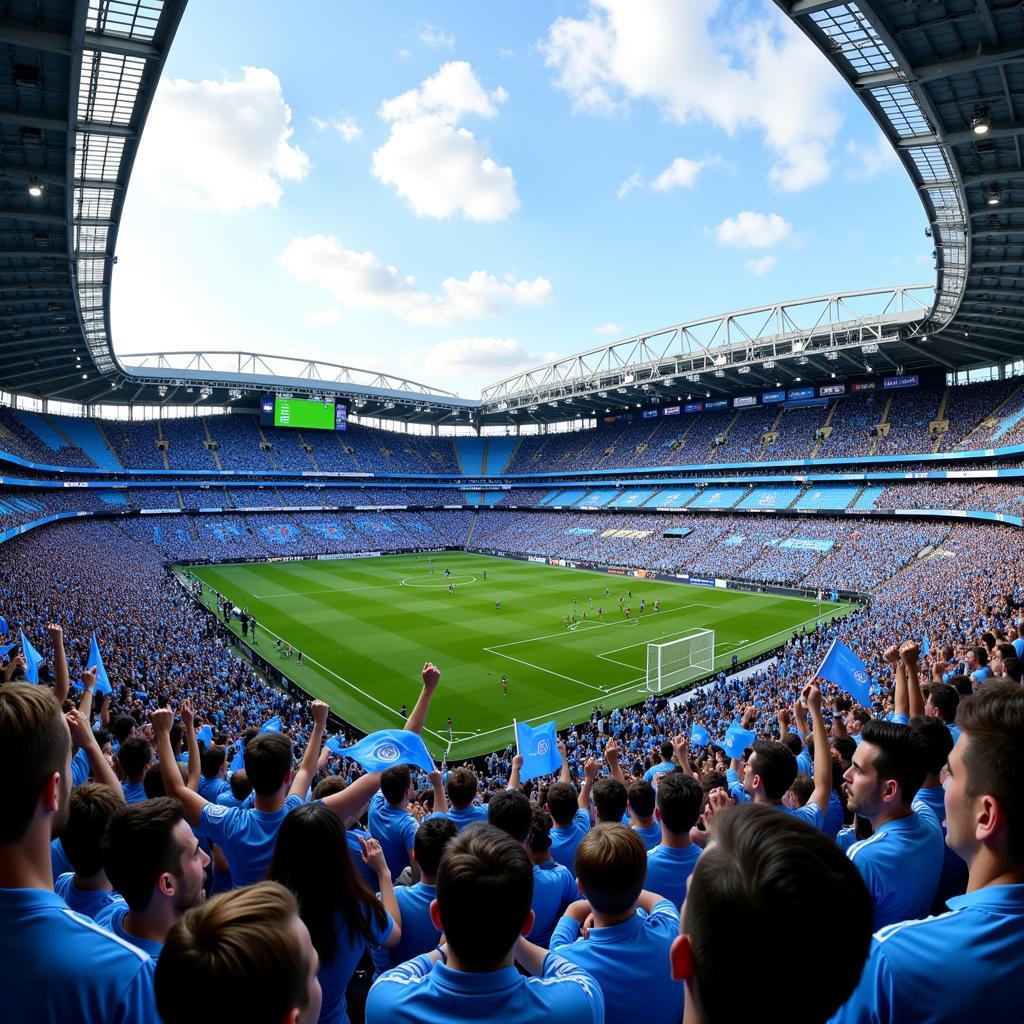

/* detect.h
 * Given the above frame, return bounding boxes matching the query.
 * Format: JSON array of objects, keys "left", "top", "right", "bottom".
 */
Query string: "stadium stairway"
[
  {"left": 156, "top": 420, "right": 171, "bottom": 470},
  {"left": 255, "top": 422, "right": 279, "bottom": 470},
  {"left": 867, "top": 394, "right": 893, "bottom": 456},
  {"left": 200, "top": 418, "right": 224, "bottom": 471},
  {"left": 483, "top": 436, "right": 519, "bottom": 474},
  {"left": 298, "top": 431, "right": 321, "bottom": 472},
  {"left": 455, "top": 437, "right": 485, "bottom": 476},
  {"left": 931, "top": 387, "right": 951, "bottom": 452},
  {"left": 91, "top": 420, "right": 127, "bottom": 470},
  {"left": 809, "top": 401, "right": 838, "bottom": 459}
]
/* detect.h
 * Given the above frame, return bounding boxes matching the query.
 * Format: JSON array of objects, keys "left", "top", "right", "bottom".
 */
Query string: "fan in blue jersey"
[
  {"left": 425, "top": 766, "right": 488, "bottom": 830},
  {"left": 643, "top": 739, "right": 676, "bottom": 783},
  {"left": 626, "top": 779, "right": 662, "bottom": 850},
  {"left": 366, "top": 825, "right": 604, "bottom": 1024},
  {"left": 645, "top": 770, "right": 704, "bottom": 910},
  {"left": 118, "top": 736, "right": 153, "bottom": 804},
  {"left": 545, "top": 744, "right": 596, "bottom": 870}
]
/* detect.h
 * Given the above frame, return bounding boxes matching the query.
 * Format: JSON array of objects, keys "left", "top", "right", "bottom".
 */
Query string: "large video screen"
[{"left": 259, "top": 395, "right": 349, "bottom": 431}]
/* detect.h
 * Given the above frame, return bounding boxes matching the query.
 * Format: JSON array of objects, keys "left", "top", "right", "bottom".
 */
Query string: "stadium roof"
[{"left": 0, "top": 0, "right": 1020, "bottom": 426}]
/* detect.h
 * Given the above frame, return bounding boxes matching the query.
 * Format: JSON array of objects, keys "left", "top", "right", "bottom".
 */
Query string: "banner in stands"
[
  {"left": 664, "top": 406, "right": 681, "bottom": 416},
  {"left": 852, "top": 381, "right": 877, "bottom": 392},
  {"left": 883, "top": 374, "right": 919, "bottom": 389},
  {"left": 705, "top": 400, "right": 729, "bottom": 410},
  {"left": 787, "top": 387, "right": 815, "bottom": 401},
  {"left": 779, "top": 537, "right": 835, "bottom": 552},
  {"left": 819, "top": 383, "right": 846, "bottom": 397},
  {"left": 720, "top": 533, "right": 746, "bottom": 546},
  {"left": 642, "top": 409, "right": 659, "bottom": 419},
  {"left": 684, "top": 403, "right": 703, "bottom": 413},
  {"left": 566, "top": 527, "right": 597, "bottom": 535},
  {"left": 762, "top": 390, "right": 785, "bottom": 404},
  {"left": 733, "top": 395, "right": 757, "bottom": 408}
]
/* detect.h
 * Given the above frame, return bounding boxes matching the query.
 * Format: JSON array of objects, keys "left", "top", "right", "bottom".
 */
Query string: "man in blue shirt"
[
  {"left": 118, "top": 736, "right": 153, "bottom": 804},
  {"left": 548, "top": 757, "right": 598, "bottom": 870},
  {"left": 645, "top": 771, "right": 703, "bottom": 909},
  {"left": 0, "top": 683, "right": 160, "bottom": 1022},
  {"left": 832, "top": 681, "right": 1024, "bottom": 1023},
  {"left": 843, "top": 718, "right": 944, "bottom": 928},
  {"left": 626, "top": 779, "right": 662, "bottom": 850},
  {"left": 197, "top": 744, "right": 232, "bottom": 804},
  {"left": 97, "top": 797, "right": 210, "bottom": 957},
  {"left": 672, "top": 802, "right": 872, "bottom": 1024},
  {"left": 643, "top": 741, "right": 676, "bottom": 783},
  {"left": 372, "top": 815, "right": 458, "bottom": 973},
  {"left": 366, "top": 824, "right": 604, "bottom": 1024},
  {"left": 551, "top": 823, "right": 683, "bottom": 1024},
  {"left": 369, "top": 765, "right": 424, "bottom": 881},
  {"left": 436, "top": 766, "right": 488, "bottom": 829}
]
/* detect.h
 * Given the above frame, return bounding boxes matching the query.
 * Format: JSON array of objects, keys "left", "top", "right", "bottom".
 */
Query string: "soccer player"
[
  {"left": 366, "top": 825, "right": 604, "bottom": 1024},
  {"left": 98, "top": 797, "right": 211, "bottom": 957},
  {"left": 654, "top": 598, "right": 660, "bottom": 612},
  {"left": 843, "top": 719, "right": 944, "bottom": 928},
  {"left": 447, "top": 715, "right": 453, "bottom": 742},
  {"left": 832, "top": 681, "right": 1024, "bottom": 1024},
  {"left": 645, "top": 771, "right": 703, "bottom": 910},
  {"left": 501, "top": 674, "right": 508, "bottom": 696},
  {"left": 640, "top": 598, "right": 646, "bottom": 614},
  {"left": 671, "top": 803, "right": 872, "bottom": 1024},
  {"left": 495, "top": 600, "right": 500, "bottom": 611},
  {"left": 0, "top": 683, "right": 160, "bottom": 1022},
  {"left": 483, "top": 569, "right": 487, "bottom": 580},
  {"left": 155, "top": 881, "right": 322, "bottom": 1024},
  {"left": 551, "top": 824, "right": 683, "bottom": 1024}
]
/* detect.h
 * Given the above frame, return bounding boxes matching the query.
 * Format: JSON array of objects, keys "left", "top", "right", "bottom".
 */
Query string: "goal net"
[{"left": 645, "top": 629, "right": 715, "bottom": 694}]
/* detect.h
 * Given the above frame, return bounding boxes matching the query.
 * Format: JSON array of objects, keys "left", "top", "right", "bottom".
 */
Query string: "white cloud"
[
  {"left": 651, "top": 155, "right": 718, "bottom": 191},
  {"left": 312, "top": 117, "right": 328, "bottom": 133},
  {"left": 278, "top": 234, "right": 551, "bottom": 326},
  {"left": 744, "top": 255, "right": 777, "bottom": 276},
  {"left": 136, "top": 67, "right": 309, "bottom": 213},
  {"left": 419, "top": 24, "right": 455, "bottom": 50},
  {"left": 845, "top": 133, "right": 899, "bottom": 180},
  {"left": 714, "top": 211, "right": 791, "bottom": 249},
  {"left": 334, "top": 116, "right": 363, "bottom": 142},
  {"left": 540, "top": 1, "right": 843, "bottom": 191},
  {"left": 595, "top": 322, "right": 621, "bottom": 335},
  {"left": 616, "top": 171, "right": 643, "bottom": 199},
  {"left": 304, "top": 307, "right": 343, "bottom": 326},
  {"left": 373, "top": 62, "right": 519, "bottom": 221},
  {"left": 398, "top": 48, "right": 411, "bottom": 61},
  {"left": 423, "top": 337, "right": 558, "bottom": 395}
]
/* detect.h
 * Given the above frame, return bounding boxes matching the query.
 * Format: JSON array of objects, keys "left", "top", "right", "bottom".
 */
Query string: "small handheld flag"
[
  {"left": 195, "top": 724, "right": 214, "bottom": 747},
  {"left": 690, "top": 723, "right": 711, "bottom": 747},
  {"left": 0, "top": 615, "right": 8, "bottom": 634},
  {"left": 816, "top": 640, "right": 872, "bottom": 707},
  {"left": 230, "top": 745, "right": 245, "bottom": 772},
  {"left": 259, "top": 715, "right": 282, "bottom": 734},
  {"left": 515, "top": 719, "right": 561, "bottom": 782},
  {"left": 88, "top": 633, "right": 111, "bottom": 695},
  {"left": 717, "top": 721, "right": 756, "bottom": 760},
  {"left": 329, "top": 729, "right": 434, "bottom": 774},
  {"left": 921, "top": 635, "right": 931, "bottom": 658},
  {"left": 19, "top": 630, "right": 43, "bottom": 683}
]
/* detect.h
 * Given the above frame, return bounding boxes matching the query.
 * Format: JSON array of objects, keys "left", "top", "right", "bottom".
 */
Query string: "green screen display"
[{"left": 274, "top": 397, "right": 335, "bottom": 430}]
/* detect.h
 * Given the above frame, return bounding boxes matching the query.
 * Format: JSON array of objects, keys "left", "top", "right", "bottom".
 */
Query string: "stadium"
[{"left": 1, "top": 3, "right": 1023, "bottom": 1024}]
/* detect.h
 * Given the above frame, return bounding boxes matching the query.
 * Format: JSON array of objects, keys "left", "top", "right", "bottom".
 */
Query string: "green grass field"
[{"left": 184, "top": 552, "right": 850, "bottom": 760}]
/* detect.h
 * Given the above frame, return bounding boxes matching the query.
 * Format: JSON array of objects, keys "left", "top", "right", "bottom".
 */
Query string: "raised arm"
[
  {"left": 289, "top": 700, "right": 329, "bottom": 799},
  {"left": 405, "top": 663, "right": 440, "bottom": 735},
  {"left": 66, "top": 708, "right": 123, "bottom": 796},
  {"left": 320, "top": 769, "right": 382, "bottom": 821},
  {"left": 672, "top": 733, "right": 693, "bottom": 777},
  {"left": 507, "top": 753, "right": 523, "bottom": 791},
  {"left": 605, "top": 736, "right": 626, "bottom": 785},
  {"left": 77, "top": 667, "right": 96, "bottom": 724},
  {"left": 429, "top": 769, "right": 448, "bottom": 813},
  {"left": 179, "top": 699, "right": 201, "bottom": 792},
  {"left": 557, "top": 739, "right": 571, "bottom": 784},
  {"left": 802, "top": 683, "right": 832, "bottom": 819},
  {"left": 578, "top": 757, "right": 598, "bottom": 812},
  {"left": 885, "top": 644, "right": 908, "bottom": 720},
  {"left": 47, "top": 624, "right": 69, "bottom": 705},
  {"left": 151, "top": 707, "right": 208, "bottom": 827},
  {"left": 361, "top": 836, "right": 403, "bottom": 949},
  {"left": 901, "top": 641, "right": 924, "bottom": 718}
]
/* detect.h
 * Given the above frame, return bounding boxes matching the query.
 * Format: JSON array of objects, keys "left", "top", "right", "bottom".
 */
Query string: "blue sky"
[{"left": 111, "top": 0, "right": 932, "bottom": 398}]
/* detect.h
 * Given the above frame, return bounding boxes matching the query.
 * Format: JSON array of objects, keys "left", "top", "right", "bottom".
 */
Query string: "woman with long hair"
[{"left": 271, "top": 801, "right": 402, "bottom": 1024}]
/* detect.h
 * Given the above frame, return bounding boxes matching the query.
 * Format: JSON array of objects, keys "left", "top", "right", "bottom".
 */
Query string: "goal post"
[{"left": 645, "top": 629, "right": 715, "bottom": 694}]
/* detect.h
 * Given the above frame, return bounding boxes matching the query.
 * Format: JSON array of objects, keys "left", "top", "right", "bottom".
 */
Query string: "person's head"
[
  {"left": 779, "top": 733, "right": 803, "bottom": 760},
  {"left": 155, "top": 881, "right": 321, "bottom": 1024},
  {"left": 625, "top": 779, "right": 655, "bottom": 822},
  {"left": 742, "top": 741, "right": 798, "bottom": 802},
  {"left": 229, "top": 770, "right": 253, "bottom": 802},
  {"left": 311, "top": 775, "right": 346, "bottom": 800},
  {"left": 967, "top": 646, "right": 988, "bottom": 670},
  {"left": 102, "top": 798, "right": 209, "bottom": 915},
  {"left": 112, "top": 715, "right": 138, "bottom": 745},
  {"left": 1000, "top": 657, "right": 1023, "bottom": 684},
  {"left": 842, "top": 719, "right": 927, "bottom": 819},
  {"left": 432, "top": 824, "right": 533, "bottom": 971},
  {"left": 380, "top": 764, "right": 413, "bottom": 806},
  {"left": 946, "top": 681, "right": 1024, "bottom": 869},
  {"left": 0, "top": 684, "right": 72, "bottom": 848},
  {"left": 592, "top": 777, "right": 628, "bottom": 823},
  {"left": 545, "top": 781, "right": 579, "bottom": 826},
  {"left": 924, "top": 683, "right": 960, "bottom": 724},
  {"left": 243, "top": 732, "right": 294, "bottom": 796},
  {"left": 574, "top": 823, "right": 646, "bottom": 916},
  {"left": 907, "top": 715, "right": 954, "bottom": 780},
  {"left": 672, "top": 803, "right": 872, "bottom": 1024},
  {"left": 785, "top": 774, "right": 814, "bottom": 808},
  {"left": 832, "top": 735, "right": 857, "bottom": 769},
  {"left": 270, "top": 801, "right": 385, "bottom": 963},
  {"left": 660, "top": 740, "right": 674, "bottom": 763},
  {"left": 201, "top": 745, "right": 227, "bottom": 780},
  {"left": 487, "top": 788, "right": 533, "bottom": 844},
  {"left": 527, "top": 806, "right": 555, "bottom": 858},
  {"left": 117, "top": 737, "right": 153, "bottom": 781},
  {"left": 446, "top": 767, "right": 478, "bottom": 809},
  {"left": 61, "top": 783, "right": 124, "bottom": 878},
  {"left": 656, "top": 772, "right": 704, "bottom": 836},
  {"left": 412, "top": 816, "right": 458, "bottom": 880}
]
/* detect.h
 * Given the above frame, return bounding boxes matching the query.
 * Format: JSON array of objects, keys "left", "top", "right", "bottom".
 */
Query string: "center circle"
[{"left": 401, "top": 574, "right": 478, "bottom": 588}]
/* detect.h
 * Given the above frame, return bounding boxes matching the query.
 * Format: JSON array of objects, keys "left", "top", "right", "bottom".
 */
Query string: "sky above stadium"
[{"left": 111, "top": 0, "right": 933, "bottom": 399}]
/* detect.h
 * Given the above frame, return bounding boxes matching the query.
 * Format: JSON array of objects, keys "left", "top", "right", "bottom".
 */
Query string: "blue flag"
[
  {"left": 19, "top": 630, "right": 42, "bottom": 683},
  {"left": 0, "top": 640, "right": 16, "bottom": 658},
  {"left": 921, "top": 635, "right": 931, "bottom": 658},
  {"left": 718, "top": 721, "right": 757, "bottom": 760},
  {"left": 515, "top": 720, "right": 561, "bottom": 782},
  {"left": 230, "top": 745, "right": 245, "bottom": 772},
  {"left": 88, "top": 633, "right": 111, "bottom": 695},
  {"left": 0, "top": 615, "right": 8, "bottom": 634},
  {"left": 196, "top": 724, "right": 214, "bottom": 747},
  {"left": 817, "top": 640, "right": 872, "bottom": 707},
  {"left": 690, "top": 723, "right": 711, "bottom": 747},
  {"left": 329, "top": 729, "right": 434, "bottom": 774},
  {"left": 325, "top": 735, "right": 346, "bottom": 756},
  {"left": 259, "top": 715, "right": 282, "bottom": 734}
]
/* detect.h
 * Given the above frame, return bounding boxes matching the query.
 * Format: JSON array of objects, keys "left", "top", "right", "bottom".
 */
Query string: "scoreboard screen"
[{"left": 259, "top": 395, "right": 346, "bottom": 431}]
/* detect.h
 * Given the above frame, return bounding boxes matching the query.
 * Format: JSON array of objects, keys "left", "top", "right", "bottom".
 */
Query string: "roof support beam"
[{"left": 0, "top": 24, "right": 158, "bottom": 60}]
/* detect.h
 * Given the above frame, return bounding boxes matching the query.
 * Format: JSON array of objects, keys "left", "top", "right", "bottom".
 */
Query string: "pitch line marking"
[{"left": 481, "top": 647, "right": 607, "bottom": 692}]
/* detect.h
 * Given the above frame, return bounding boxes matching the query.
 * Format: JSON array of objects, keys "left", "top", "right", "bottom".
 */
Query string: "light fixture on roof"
[
  {"left": 27, "top": 178, "right": 44, "bottom": 198},
  {"left": 920, "top": 334, "right": 929, "bottom": 342},
  {"left": 971, "top": 107, "right": 991, "bottom": 135},
  {"left": 986, "top": 183, "right": 1002, "bottom": 206},
  {"left": 738, "top": 365, "right": 750, "bottom": 374},
  {"left": 762, "top": 360, "right": 775, "bottom": 370},
  {"left": 825, "top": 351, "right": 838, "bottom": 361},
  {"left": 714, "top": 369, "right": 725, "bottom": 378}
]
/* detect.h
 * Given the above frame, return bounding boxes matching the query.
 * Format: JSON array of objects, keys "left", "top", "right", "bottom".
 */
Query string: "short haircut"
[
  {"left": 950, "top": 674, "right": 974, "bottom": 697},
  {"left": 380, "top": 764, "right": 412, "bottom": 804},
  {"left": 907, "top": 715, "right": 954, "bottom": 777},
  {"left": 859, "top": 719, "right": 927, "bottom": 804},
  {"left": 545, "top": 782, "right": 579, "bottom": 825},
  {"left": 312, "top": 775, "right": 346, "bottom": 800},
  {"left": 970, "top": 645, "right": 988, "bottom": 667},
  {"left": 660, "top": 740, "right": 673, "bottom": 762},
  {"left": 413, "top": 816, "right": 458, "bottom": 876},
  {"left": 924, "top": 683, "right": 960, "bottom": 724},
  {"left": 574, "top": 823, "right": 646, "bottom": 915},
  {"left": 592, "top": 778, "right": 628, "bottom": 822},
  {"left": 627, "top": 779, "right": 656, "bottom": 819},
  {"left": 956, "top": 681, "right": 1024, "bottom": 864},
  {"left": 654, "top": 775, "right": 695, "bottom": 832},
  {"left": 446, "top": 767, "right": 478, "bottom": 808},
  {"left": 487, "top": 789, "right": 533, "bottom": 843},
  {"left": 436, "top": 824, "right": 533, "bottom": 971},
  {"left": 832, "top": 735, "right": 857, "bottom": 766},
  {"left": 117, "top": 737, "right": 153, "bottom": 779},
  {"left": 780, "top": 732, "right": 803, "bottom": 758},
  {"left": 229, "top": 770, "right": 253, "bottom": 801},
  {"left": 155, "top": 882, "right": 312, "bottom": 1024},
  {"left": 112, "top": 715, "right": 137, "bottom": 744},
  {"left": 200, "top": 745, "right": 227, "bottom": 779},
  {"left": 684, "top": 804, "right": 873, "bottom": 1024},
  {"left": 749, "top": 741, "right": 798, "bottom": 801},
  {"left": 789, "top": 773, "right": 815, "bottom": 806},
  {"left": 243, "top": 732, "right": 293, "bottom": 796},
  {"left": 1001, "top": 657, "right": 1024, "bottom": 684},
  {"left": 528, "top": 806, "right": 554, "bottom": 855},
  {"left": 0, "top": 683, "right": 70, "bottom": 843},
  {"left": 61, "top": 783, "right": 124, "bottom": 877},
  {"left": 102, "top": 798, "right": 185, "bottom": 911}
]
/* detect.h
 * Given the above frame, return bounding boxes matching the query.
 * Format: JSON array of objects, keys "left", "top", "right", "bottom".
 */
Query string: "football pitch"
[{"left": 184, "top": 552, "right": 851, "bottom": 760}]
